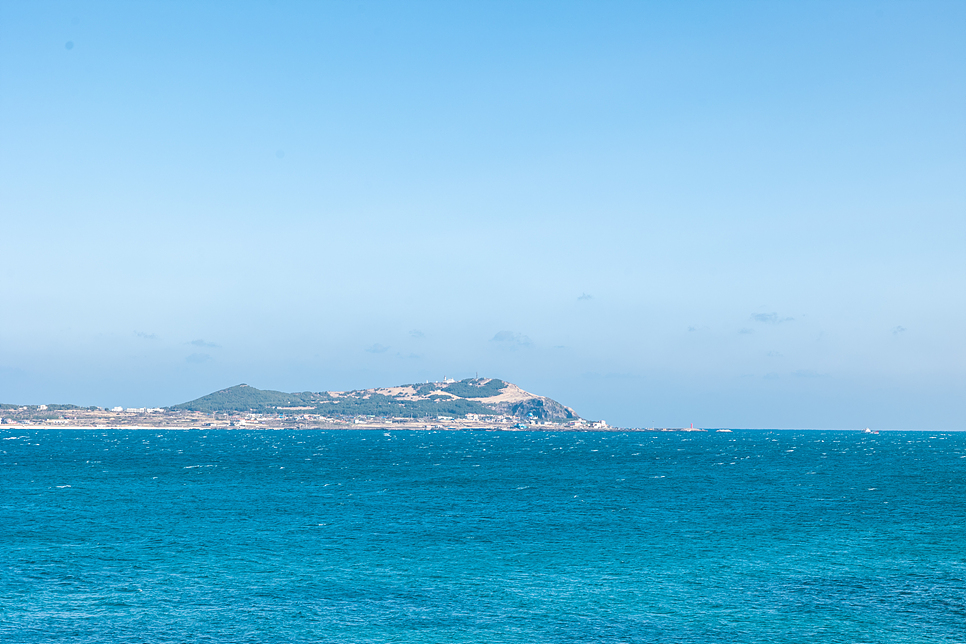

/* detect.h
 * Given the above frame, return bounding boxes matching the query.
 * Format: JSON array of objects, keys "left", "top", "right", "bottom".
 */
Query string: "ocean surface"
[{"left": 1, "top": 429, "right": 964, "bottom": 643}]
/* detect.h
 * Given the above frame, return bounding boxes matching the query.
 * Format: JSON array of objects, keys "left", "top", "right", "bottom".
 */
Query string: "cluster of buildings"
[{"left": 0, "top": 404, "right": 609, "bottom": 431}]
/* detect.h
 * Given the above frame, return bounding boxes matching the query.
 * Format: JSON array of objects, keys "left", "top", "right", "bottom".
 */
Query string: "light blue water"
[{"left": 1, "top": 429, "right": 964, "bottom": 643}]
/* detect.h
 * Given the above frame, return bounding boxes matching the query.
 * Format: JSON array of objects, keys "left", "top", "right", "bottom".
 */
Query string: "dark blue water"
[{"left": 1, "top": 429, "right": 964, "bottom": 643}]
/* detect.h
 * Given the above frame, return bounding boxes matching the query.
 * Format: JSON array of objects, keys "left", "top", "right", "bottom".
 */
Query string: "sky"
[{"left": 1, "top": 1, "right": 964, "bottom": 429}]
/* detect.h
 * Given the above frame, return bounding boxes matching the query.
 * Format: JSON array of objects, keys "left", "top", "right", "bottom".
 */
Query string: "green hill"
[
  {"left": 170, "top": 378, "right": 579, "bottom": 421},
  {"left": 169, "top": 384, "right": 323, "bottom": 413}
]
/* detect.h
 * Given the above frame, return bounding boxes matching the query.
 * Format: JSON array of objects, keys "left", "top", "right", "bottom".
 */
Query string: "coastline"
[{"left": 1, "top": 423, "right": 708, "bottom": 432}]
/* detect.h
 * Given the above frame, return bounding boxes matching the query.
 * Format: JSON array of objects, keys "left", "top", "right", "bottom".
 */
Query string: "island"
[{"left": 0, "top": 377, "right": 706, "bottom": 432}]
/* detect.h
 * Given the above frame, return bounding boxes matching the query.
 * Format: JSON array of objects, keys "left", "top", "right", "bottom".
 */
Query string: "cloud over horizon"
[
  {"left": 491, "top": 331, "right": 532, "bottom": 349},
  {"left": 752, "top": 313, "right": 795, "bottom": 324}
]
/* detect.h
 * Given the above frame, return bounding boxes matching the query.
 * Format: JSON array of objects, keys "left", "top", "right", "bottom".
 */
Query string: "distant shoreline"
[
  {"left": 4, "top": 425, "right": 955, "bottom": 432},
  {"left": 0, "top": 423, "right": 708, "bottom": 432}
]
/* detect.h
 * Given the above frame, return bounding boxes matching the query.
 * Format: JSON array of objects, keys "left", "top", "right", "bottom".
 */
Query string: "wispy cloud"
[
  {"left": 185, "top": 353, "right": 212, "bottom": 364},
  {"left": 766, "top": 350, "right": 783, "bottom": 357},
  {"left": 793, "top": 369, "right": 827, "bottom": 378},
  {"left": 892, "top": 326, "right": 906, "bottom": 335},
  {"left": 738, "top": 328, "right": 754, "bottom": 335},
  {"left": 409, "top": 330, "right": 425, "bottom": 339},
  {"left": 578, "top": 293, "right": 592, "bottom": 301},
  {"left": 135, "top": 331, "right": 158, "bottom": 340},
  {"left": 491, "top": 330, "right": 532, "bottom": 348},
  {"left": 366, "top": 343, "right": 390, "bottom": 354},
  {"left": 752, "top": 312, "right": 794, "bottom": 324},
  {"left": 189, "top": 339, "right": 220, "bottom": 348}
]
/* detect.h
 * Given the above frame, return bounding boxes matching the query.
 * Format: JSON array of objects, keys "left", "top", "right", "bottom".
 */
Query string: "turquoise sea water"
[{"left": 1, "top": 429, "right": 964, "bottom": 643}]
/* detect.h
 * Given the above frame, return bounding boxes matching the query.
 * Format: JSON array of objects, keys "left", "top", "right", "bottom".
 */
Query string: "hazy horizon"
[{"left": 2, "top": 2, "right": 963, "bottom": 429}]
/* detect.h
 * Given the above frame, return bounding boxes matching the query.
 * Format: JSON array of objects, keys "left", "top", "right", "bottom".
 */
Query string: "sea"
[{"left": 1, "top": 429, "right": 964, "bottom": 643}]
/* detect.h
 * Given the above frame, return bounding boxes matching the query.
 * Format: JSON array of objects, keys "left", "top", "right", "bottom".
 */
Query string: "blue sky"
[{"left": 1, "top": 1, "right": 963, "bottom": 428}]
